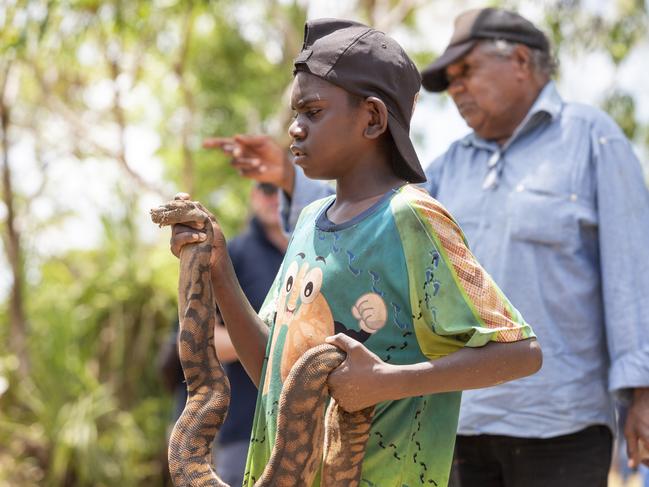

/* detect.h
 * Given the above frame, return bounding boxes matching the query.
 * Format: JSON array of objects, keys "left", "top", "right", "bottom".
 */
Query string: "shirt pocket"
[{"left": 506, "top": 184, "right": 595, "bottom": 248}]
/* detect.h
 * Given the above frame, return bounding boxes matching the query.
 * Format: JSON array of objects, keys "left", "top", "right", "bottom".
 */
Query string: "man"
[{"left": 205, "top": 8, "right": 649, "bottom": 487}]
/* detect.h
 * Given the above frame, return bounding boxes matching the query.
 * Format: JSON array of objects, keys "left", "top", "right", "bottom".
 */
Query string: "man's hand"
[
  {"left": 625, "top": 387, "right": 649, "bottom": 468},
  {"left": 325, "top": 333, "right": 394, "bottom": 412},
  {"left": 203, "top": 134, "right": 295, "bottom": 196}
]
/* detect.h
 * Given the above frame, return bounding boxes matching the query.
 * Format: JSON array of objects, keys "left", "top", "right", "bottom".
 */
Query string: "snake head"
[
  {"left": 150, "top": 196, "right": 210, "bottom": 227},
  {"left": 151, "top": 194, "right": 224, "bottom": 267}
]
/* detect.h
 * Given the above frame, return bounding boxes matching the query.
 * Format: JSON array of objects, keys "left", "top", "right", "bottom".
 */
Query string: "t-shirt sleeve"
[{"left": 393, "top": 188, "right": 535, "bottom": 358}]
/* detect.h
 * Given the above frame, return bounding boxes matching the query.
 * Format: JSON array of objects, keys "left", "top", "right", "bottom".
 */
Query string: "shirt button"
[
  {"left": 515, "top": 184, "right": 525, "bottom": 192},
  {"left": 599, "top": 137, "right": 607, "bottom": 144},
  {"left": 570, "top": 194, "right": 578, "bottom": 201}
]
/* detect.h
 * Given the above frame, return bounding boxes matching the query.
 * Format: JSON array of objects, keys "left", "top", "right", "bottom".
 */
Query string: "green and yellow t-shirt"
[{"left": 243, "top": 185, "right": 534, "bottom": 487}]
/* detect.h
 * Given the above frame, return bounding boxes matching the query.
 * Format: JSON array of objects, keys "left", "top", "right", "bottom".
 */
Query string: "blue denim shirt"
[{"left": 283, "top": 81, "right": 649, "bottom": 438}]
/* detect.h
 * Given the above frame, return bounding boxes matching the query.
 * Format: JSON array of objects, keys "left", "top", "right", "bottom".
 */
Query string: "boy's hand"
[
  {"left": 325, "top": 333, "right": 393, "bottom": 412},
  {"left": 158, "top": 194, "right": 226, "bottom": 267},
  {"left": 203, "top": 134, "right": 296, "bottom": 196},
  {"left": 170, "top": 222, "right": 208, "bottom": 258}
]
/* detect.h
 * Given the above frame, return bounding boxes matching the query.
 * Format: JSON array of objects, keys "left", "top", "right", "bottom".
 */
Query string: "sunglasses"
[{"left": 257, "top": 183, "right": 278, "bottom": 195}]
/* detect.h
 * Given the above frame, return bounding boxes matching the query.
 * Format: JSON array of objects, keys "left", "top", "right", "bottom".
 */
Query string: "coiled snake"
[{"left": 151, "top": 198, "right": 375, "bottom": 487}]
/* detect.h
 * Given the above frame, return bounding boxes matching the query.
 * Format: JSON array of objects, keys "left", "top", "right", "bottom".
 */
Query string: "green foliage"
[
  {"left": 1, "top": 206, "right": 177, "bottom": 485},
  {"left": 1, "top": 1, "right": 309, "bottom": 483},
  {"left": 602, "top": 91, "right": 638, "bottom": 140}
]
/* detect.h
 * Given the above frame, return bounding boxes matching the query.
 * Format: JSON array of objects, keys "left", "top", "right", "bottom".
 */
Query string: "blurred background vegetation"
[{"left": 0, "top": 0, "right": 647, "bottom": 485}]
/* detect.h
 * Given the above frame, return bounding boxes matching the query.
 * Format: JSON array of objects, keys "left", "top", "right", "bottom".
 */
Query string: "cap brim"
[
  {"left": 388, "top": 112, "right": 426, "bottom": 184},
  {"left": 421, "top": 40, "right": 477, "bottom": 92}
]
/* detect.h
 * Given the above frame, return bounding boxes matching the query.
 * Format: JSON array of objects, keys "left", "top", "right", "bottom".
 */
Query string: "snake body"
[{"left": 151, "top": 199, "right": 374, "bottom": 487}]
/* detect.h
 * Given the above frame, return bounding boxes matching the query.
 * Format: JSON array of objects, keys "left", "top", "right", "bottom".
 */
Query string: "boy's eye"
[{"left": 307, "top": 109, "right": 321, "bottom": 118}]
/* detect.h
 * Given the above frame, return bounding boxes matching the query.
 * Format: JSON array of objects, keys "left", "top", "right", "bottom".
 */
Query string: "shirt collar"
[{"left": 461, "top": 81, "right": 564, "bottom": 150}]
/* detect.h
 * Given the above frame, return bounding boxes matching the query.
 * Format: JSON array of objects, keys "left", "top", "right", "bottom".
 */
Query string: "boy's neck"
[{"left": 328, "top": 155, "right": 406, "bottom": 225}]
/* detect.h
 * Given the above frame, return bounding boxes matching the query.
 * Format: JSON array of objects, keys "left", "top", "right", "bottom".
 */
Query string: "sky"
[{"left": 2, "top": 0, "right": 648, "bottom": 301}]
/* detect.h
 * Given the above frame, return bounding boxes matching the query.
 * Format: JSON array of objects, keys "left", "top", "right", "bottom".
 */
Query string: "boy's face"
[{"left": 288, "top": 72, "right": 368, "bottom": 180}]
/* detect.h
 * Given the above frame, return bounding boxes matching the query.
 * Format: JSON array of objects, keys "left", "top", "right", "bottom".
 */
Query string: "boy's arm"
[
  {"left": 326, "top": 333, "right": 542, "bottom": 412},
  {"left": 171, "top": 217, "right": 269, "bottom": 387},
  {"left": 210, "top": 256, "right": 269, "bottom": 385}
]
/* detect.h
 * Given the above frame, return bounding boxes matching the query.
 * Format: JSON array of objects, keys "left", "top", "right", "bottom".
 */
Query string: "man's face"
[
  {"left": 288, "top": 72, "right": 367, "bottom": 180},
  {"left": 251, "top": 184, "right": 280, "bottom": 228},
  {"left": 445, "top": 43, "right": 533, "bottom": 142}
]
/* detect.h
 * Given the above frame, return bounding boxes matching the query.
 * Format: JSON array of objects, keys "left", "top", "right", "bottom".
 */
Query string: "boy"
[{"left": 170, "top": 19, "right": 541, "bottom": 487}]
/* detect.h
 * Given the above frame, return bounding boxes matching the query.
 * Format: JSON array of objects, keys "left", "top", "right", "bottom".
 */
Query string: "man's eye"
[{"left": 307, "top": 109, "right": 321, "bottom": 118}]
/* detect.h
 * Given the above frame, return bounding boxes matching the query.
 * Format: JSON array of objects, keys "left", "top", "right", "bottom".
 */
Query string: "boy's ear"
[{"left": 363, "top": 97, "right": 389, "bottom": 139}]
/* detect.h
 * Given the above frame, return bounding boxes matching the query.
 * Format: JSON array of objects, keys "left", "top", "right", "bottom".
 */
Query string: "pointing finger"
[
  {"left": 230, "top": 157, "right": 261, "bottom": 168},
  {"left": 233, "top": 134, "right": 269, "bottom": 147},
  {"left": 202, "top": 137, "right": 236, "bottom": 152}
]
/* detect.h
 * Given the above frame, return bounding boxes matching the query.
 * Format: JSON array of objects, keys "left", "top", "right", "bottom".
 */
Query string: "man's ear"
[
  {"left": 512, "top": 44, "right": 533, "bottom": 80},
  {"left": 363, "top": 97, "right": 389, "bottom": 139}
]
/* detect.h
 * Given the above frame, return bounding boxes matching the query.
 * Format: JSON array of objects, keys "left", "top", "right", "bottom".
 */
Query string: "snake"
[{"left": 151, "top": 197, "right": 375, "bottom": 487}]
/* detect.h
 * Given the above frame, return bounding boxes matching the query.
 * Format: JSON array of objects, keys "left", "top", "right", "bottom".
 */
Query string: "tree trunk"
[{"left": 0, "top": 62, "right": 29, "bottom": 377}]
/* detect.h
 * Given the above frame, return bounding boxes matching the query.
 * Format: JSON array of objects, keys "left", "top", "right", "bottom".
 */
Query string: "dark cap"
[
  {"left": 421, "top": 8, "right": 550, "bottom": 92},
  {"left": 293, "top": 18, "right": 426, "bottom": 183}
]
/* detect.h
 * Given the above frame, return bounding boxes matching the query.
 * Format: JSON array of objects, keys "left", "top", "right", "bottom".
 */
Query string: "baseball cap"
[
  {"left": 421, "top": 8, "right": 550, "bottom": 92},
  {"left": 293, "top": 18, "right": 426, "bottom": 184}
]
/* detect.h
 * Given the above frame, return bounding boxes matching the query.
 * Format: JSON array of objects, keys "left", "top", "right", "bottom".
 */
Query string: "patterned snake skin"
[{"left": 151, "top": 198, "right": 375, "bottom": 487}]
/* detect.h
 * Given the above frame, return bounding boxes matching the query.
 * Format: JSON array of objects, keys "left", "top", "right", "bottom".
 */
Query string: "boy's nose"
[{"left": 288, "top": 119, "right": 306, "bottom": 140}]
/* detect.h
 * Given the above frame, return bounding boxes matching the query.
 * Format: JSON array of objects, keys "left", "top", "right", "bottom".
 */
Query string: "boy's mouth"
[{"left": 290, "top": 145, "right": 307, "bottom": 158}]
